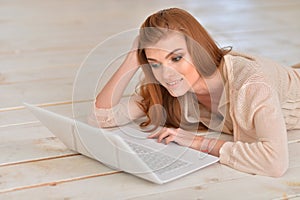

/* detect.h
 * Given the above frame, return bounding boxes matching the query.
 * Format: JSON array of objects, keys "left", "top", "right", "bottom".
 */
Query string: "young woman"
[{"left": 93, "top": 8, "right": 300, "bottom": 177}]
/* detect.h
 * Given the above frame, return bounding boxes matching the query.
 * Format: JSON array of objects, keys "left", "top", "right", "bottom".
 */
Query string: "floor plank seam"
[
  {"left": 0, "top": 153, "right": 80, "bottom": 168},
  {"left": 0, "top": 45, "right": 92, "bottom": 56},
  {"left": 272, "top": 193, "right": 300, "bottom": 200},
  {"left": 0, "top": 121, "right": 39, "bottom": 128},
  {"left": 288, "top": 140, "right": 300, "bottom": 144},
  {"left": 0, "top": 171, "right": 122, "bottom": 195},
  {"left": 0, "top": 99, "right": 92, "bottom": 112},
  {"left": 0, "top": 76, "right": 75, "bottom": 86}
]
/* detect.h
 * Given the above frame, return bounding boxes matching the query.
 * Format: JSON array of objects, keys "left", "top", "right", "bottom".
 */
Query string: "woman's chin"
[{"left": 168, "top": 89, "right": 186, "bottom": 97}]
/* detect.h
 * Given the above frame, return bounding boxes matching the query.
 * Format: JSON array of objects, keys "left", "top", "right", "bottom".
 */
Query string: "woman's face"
[{"left": 144, "top": 33, "right": 207, "bottom": 97}]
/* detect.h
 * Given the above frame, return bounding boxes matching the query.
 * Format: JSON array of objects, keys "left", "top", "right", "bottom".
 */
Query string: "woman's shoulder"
[
  {"left": 223, "top": 51, "right": 284, "bottom": 72},
  {"left": 223, "top": 51, "right": 288, "bottom": 89},
  {"left": 225, "top": 51, "right": 257, "bottom": 60},
  {"left": 222, "top": 51, "right": 264, "bottom": 89},
  {"left": 223, "top": 51, "right": 258, "bottom": 70}
]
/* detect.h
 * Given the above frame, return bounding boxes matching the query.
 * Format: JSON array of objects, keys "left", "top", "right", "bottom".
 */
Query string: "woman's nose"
[{"left": 162, "top": 64, "right": 177, "bottom": 79}]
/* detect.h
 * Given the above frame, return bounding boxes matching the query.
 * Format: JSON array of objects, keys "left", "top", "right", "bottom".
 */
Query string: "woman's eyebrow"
[
  {"left": 147, "top": 48, "right": 183, "bottom": 62},
  {"left": 165, "top": 48, "right": 183, "bottom": 59}
]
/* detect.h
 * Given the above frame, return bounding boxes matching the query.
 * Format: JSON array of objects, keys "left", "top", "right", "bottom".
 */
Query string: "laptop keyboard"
[{"left": 125, "top": 141, "right": 190, "bottom": 175}]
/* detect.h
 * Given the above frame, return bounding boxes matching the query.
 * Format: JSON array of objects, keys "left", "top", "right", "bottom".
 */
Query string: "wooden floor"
[{"left": 1, "top": 0, "right": 300, "bottom": 199}]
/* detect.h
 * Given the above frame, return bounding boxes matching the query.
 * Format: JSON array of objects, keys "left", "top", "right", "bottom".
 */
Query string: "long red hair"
[{"left": 137, "top": 8, "right": 230, "bottom": 131}]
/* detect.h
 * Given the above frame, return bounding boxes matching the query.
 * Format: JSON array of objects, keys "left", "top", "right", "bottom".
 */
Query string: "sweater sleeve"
[
  {"left": 89, "top": 95, "right": 145, "bottom": 128},
  {"left": 219, "top": 82, "right": 289, "bottom": 177}
]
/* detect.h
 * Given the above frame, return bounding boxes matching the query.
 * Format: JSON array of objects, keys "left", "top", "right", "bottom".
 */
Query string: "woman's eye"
[
  {"left": 172, "top": 55, "right": 182, "bottom": 62},
  {"left": 149, "top": 63, "right": 161, "bottom": 68}
]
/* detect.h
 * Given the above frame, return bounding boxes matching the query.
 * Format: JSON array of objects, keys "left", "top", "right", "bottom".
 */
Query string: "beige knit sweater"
[
  {"left": 219, "top": 52, "right": 300, "bottom": 177},
  {"left": 92, "top": 52, "right": 300, "bottom": 177}
]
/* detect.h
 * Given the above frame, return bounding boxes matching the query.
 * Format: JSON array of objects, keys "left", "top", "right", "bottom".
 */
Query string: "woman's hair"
[{"left": 137, "top": 8, "right": 231, "bottom": 131}]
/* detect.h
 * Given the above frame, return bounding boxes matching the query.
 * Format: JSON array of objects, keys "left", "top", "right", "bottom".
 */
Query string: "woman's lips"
[{"left": 165, "top": 78, "right": 183, "bottom": 87}]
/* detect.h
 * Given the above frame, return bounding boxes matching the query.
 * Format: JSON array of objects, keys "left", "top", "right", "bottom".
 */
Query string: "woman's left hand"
[{"left": 148, "top": 127, "right": 202, "bottom": 150}]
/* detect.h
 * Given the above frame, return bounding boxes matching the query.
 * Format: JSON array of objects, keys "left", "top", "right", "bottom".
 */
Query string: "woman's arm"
[
  {"left": 95, "top": 37, "right": 141, "bottom": 109},
  {"left": 219, "top": 83, "right": 289, "bottom": 177},
  {"left": 148, "top": 128, "right": 226, "bottom": 157},
  {"left": 93, "top": 37, "right": 145, "bottom": 127}
]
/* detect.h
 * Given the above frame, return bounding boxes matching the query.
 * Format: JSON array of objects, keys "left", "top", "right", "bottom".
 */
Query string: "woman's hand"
[{"left": 148, "top": 127, "right": 203, "bottom": 150}]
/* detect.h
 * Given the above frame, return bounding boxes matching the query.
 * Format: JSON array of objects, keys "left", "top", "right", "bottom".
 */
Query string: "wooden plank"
[
  {"left": 288, "top": 130, "right": 300, "bottom": 144},
  {"left": 0, "top": 107, "right": 80, "bottom": 166},
  {"left": 0, "top": 64, "right": 77, "bottom": 85},
  {"left": 0, "top": 103, "right": 90, "bottom": 167},
  {"left": 0, "top": 41, "right": 128, "bottom": 82},
  {"left": 129, "top": 167, "right": 300, "bottom": 200},
  {"left": 0, "top": 49, "right": 87, "bottom": 72},
  {"left": 0, "top": 51, "right": 138, "bottom": 109},
  {"left": 212, "top": 29, "right": 300, "bottom": 65},
  {"left": 0, "top": 103, "right": 73, "bottom": 128},
  {"left": 0, "top": 157, "right": 296, "bottom": 199},
  {"left": 0, "top": 141, "right": 297, "bottom": 199},
  {"left": 0, "top": 0, "right": 298, "bottom": 57},
  {"left": 0, "top": 162, "right": 249, "bottom": 199},
  {"left": 0, "top": 155, "right": 118, "bottom": 194},
  {"left": 0, "top": 159, "right": 298, "bottom": 200},
  {"left": 0, "top": 0, "right": 148, "bottom": 56},
  {"left": 289, "top": 141, "right": 300, "bottom": 169},
  {"left": 0, "top": 78, "right": 82, "bottom": 109},
  {"left": 0, "top": 123, "right": 54, "bottom": 143},
  {"left": 0, "top": 137, "right": 75, "bottom": 167}
]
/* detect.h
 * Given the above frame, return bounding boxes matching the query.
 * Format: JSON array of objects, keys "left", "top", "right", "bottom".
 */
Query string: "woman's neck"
[
  {"left": 196, "top": 94, "right": 212, "bottom": 110},
  {"left": 195, "top": 70, "right": 224, "bottom": 112}
]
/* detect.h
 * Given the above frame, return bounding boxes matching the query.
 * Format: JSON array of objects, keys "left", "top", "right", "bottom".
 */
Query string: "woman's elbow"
[
  {"left": 87, "top": 112, "right": 117, "bottom": 128},
  {"left": 269, "top": 161, "right": 288, "bottom": 177},
  {"left": 264, "top": 154, "right": 289, "bottom": 177}
]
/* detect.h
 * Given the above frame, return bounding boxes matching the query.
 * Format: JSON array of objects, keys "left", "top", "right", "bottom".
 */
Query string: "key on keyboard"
[{"left": 125, "top": 141, "right": 189, "bottom": 175}]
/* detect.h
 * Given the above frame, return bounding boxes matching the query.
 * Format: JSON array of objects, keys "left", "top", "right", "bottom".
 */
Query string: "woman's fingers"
[
  {"left": 147, "top": 132, "right": 157, "bottom": 139},
  {"left": 148, "top": 128, "right": 177, "bottom": 144},
  {"left": 157, "top": 129, "right": 176, "bottom": 143},
  {"left": 164, "top": 134, "right": 176, "bottom": 144},
  {"left": 148, "top": 127, "right": 200, "bottom": 148},
  {"left": 147, "top": 128, "right": 165, "bottom": 138}
]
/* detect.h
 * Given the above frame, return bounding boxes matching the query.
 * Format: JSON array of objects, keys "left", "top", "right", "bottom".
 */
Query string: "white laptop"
[{"left": 24, "top": 103, "right": 219, "bottom": 184}]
